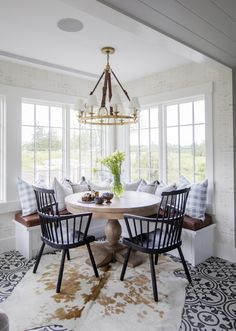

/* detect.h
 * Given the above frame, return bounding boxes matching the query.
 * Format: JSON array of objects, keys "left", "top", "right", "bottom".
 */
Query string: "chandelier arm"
[
  {"left": 111, "top": 70, "right": 130, "bottom": 101},
  {"left": 108, "top": 71, "right": 113, "bottom": 115},
  {"left": 90, "top": 71, "right": 105, "bottom": 95},
  {"left": 101, "top": 68, "right": 109, "bottom": 108}
]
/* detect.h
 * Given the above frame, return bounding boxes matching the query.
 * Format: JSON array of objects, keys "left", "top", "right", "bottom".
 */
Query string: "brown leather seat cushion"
[
  {"left": 15, "top": 209, "right": 71, "bottom": 227},
  {"left": 183, "top": 213, "right": 212, "bottom": 231},
  {"left": 15, "top": 212, "right": 40, "bottom": 227},
  {"left": 148, "top": 212, "right": 213, "bottom": 231}
]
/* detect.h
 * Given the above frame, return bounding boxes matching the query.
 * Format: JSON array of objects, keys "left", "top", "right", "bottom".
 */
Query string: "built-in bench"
[
  {"left": 14, "top": 211, "right": 215, "bottom": 265},
  {"left": 172, "top": 213, "right": 215, "bottom": 266},
  {"left": 14, "top": 210, "right": 106, "bottom": 259},
  {"left": 14, "top": 212, "right": 53, "bottom": 259},
  {"left": 14, "top": 209, "right": 70, "bottom": 259}
]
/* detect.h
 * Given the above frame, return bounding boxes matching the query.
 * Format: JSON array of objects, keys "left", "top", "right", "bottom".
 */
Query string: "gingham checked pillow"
[
  {"left": 17, "top": 178, "right": 37, "bottom": 216},
  {"left": 178, "top": 175, "right": 208, "bottom": 221}
]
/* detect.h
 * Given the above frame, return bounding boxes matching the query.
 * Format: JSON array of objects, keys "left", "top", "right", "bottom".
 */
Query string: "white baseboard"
[{"left": 0, "top": 236, "right": 15, "bottom": 254}]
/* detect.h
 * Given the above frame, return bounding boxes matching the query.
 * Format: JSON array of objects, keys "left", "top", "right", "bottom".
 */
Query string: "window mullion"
[
  {"left": 148, "top": 108, "right": 151, "bottom": 182},
  {"left": 48, "top": 106, "right": 51, "bottom": 186},
  {"left": 0, "top": 97, "right": 5, "bottom": 201},
  {"left": 90, "top": 125, "right": 93, "bottom": 179},
  {"left": 192, "top": 102, "right": 196, "bottom": 182},
  {"left": 162, "top": 105, "right": 167, "bottom": 183},
  {"left": 34, "top": 104, "right": 36, "bottom": 182},
  {"left": 128, "top": 125, "right": 131, "bottom": 181},
  {"left": 79, "top": 124, "right": 81, "bottom": 179},
  {"left": 64, "top": 105, "right": 70, "bottom": 179},
  {"left": 159, "top": 105, "right": 164, "bottom": 182},
  {"left": 178, "top": 104, "right": 181, "bottom": 178},
  {"left": 138, "top": 119, "right": 141, "bottom": 179}
]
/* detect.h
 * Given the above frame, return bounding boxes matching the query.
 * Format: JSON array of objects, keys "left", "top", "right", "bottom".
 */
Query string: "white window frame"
[
  {"left": 128, "top": 106, "right": 161, "bottom": 182},
  {"left": 21, "top": 98, "right": 107, "bottom": 184},
  {"left": 69, "top": 108, "right": 106, "bottom": 181},
  {"left": 162, "top": 95, "right": 206, "bottom": 183},
  {"left": 21, "top": 99, "right": 67, "bottom": 185},
  {"left": 0, "top": 95, "right": 6, "bottom": 202},
  {"left": 125, "top": 83, "right": 214, "bottom": 211}
]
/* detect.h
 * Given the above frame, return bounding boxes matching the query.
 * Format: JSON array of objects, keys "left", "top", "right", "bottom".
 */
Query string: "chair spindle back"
[{"left": 124, "top": 187, "right": 190, "bottom": 252}]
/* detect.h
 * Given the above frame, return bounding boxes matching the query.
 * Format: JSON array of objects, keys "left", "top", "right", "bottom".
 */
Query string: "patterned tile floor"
[{"left": 0, "top": 250, "right": 235, "bottom": 331}]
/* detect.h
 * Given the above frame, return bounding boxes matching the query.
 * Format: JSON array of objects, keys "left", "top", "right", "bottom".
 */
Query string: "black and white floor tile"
[
  {"left": 0, "top": 250, "right": 34, "bottom": 303},
  {"left": 0, "top": 251, "right": 235, "bottom": 331},
  {"left": 25, "top": 326, "right": 68, "bottom": 331},
  {"left": 177, "top": 257, "right": 236, "bottom": 331}
]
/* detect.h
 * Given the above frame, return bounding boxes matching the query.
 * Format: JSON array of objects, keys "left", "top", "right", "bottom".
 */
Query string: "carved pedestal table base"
[{"left": 88, "top": 219, "right": 144, "bottom": 268}]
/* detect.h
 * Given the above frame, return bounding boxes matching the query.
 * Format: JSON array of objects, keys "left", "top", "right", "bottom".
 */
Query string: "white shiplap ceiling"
[
  {"left": 98, "top": 0, "right": 236, "bottom": 69},
  {"left": 0, "top": 0, "right": 215, "bottom": 82}
]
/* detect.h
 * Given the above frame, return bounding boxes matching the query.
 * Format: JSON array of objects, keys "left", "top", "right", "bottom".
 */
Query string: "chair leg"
[
  {"left": 33, "top": 242, "right": 45, "bottom": 273},
  {"left": 66, "top": 249, "right": 70, "bottom": 261},
  {"left": 56, "top": 249, "right": 67, "bottom": 293},
  {"left": 177, "top": 246, "right": 192, "bottom": 285},
  {"left": 86, "top": 243, "right": 99, "bottom": 278},
  {"left": 120, "top": 247, "right": 132, "bottom": 281},
  {"left": 149, "top": 254, "right": 158, "bottom": 302},
  {"left": 155, "top": 253, "right": 159, "bottom": 265}
]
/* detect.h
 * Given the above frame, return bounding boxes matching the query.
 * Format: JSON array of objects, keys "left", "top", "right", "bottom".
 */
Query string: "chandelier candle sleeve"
[{"left": 76, "top": 46, "right": 140, "bottom": 125}]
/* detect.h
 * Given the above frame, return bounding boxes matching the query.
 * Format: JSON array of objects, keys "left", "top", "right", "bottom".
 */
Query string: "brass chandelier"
[{"left": 76, "top": 47, "right": 140, "bottom": 125}]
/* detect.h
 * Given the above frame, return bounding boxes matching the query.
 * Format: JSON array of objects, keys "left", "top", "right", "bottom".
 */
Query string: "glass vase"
[{"left": 111, "top": 173, "right": 123, "bottom": 198}]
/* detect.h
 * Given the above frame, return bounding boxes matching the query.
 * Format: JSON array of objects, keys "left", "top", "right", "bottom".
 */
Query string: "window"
[
  {"left": 22, "top": 102, "right": 65, "bottom": 186},
  {"left": 165, "top": 99, "right": 205, "bottom": 183},
  {"left": 130, "top": 107, "right": 159, "bottom": 182},
  {"left": 129, "top": 97, "right": 206, "bottom": 184},
  {"left": 70, "top": 108, "right": 105, "bottom": 181},
  {"left": 0, "top": 96, "right": 5, "bottom": 201},
  {"left": 21, "top": 100, "right": 105, "bottom": 185}
]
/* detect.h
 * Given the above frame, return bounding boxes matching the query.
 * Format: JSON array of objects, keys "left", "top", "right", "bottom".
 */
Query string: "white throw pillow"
[
  {"left": 17, "top": 178, "right": 38, "bottom": 216},
  {"left": 88, "top": 180, "right": 111, "bottom": 191},
  {"left": 71, "top": 183, "right": 89, "bottom": 193},
  {"left": 123, "top": 179, "right": 142, "bottom": 191},
  {"left": 155, "top": 181, "right": 177, "bottom": 197},
  {"left": 64, "top": 178, "right": 89, "bottom": 193},
  {"left": 177, "top": 175, "right": 208, "bottom": 220},
  {"left": 53, "top": 178, "right": 73, "bottom": 211},
  {"left": 137, "top": 180, "right": 157, "bottom": 194}
]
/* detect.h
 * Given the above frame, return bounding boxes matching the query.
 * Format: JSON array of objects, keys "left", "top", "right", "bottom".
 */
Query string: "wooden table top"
[{"left": 65, "top": 190, "right": 160, "bottom": 220}]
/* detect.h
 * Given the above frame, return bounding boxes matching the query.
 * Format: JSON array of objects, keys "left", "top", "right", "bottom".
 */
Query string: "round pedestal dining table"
[{"left": 65, "top": 190, "right": 160, "bottom": 267}]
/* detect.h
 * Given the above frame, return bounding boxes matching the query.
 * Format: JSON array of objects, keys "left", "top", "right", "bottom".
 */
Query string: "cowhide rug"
[{"left": 1, "top": 245, "right": 187, "bottom": 331}]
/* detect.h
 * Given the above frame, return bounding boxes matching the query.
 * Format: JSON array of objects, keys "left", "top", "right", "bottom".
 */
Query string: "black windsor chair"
[
  {"left": 33, "top": 186, "right": 99, "bottom": 293},
  {"left": 120, "top": 187, "right": 192, "bottom": 301}
]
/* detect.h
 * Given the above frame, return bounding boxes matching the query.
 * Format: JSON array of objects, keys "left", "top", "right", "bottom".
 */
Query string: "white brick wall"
[{"left": 0, "top": 60, "right": 95, "bottom": 96}]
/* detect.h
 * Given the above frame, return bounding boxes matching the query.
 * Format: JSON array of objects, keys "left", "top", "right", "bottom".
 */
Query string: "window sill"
[{"left": 0, "top": 200, "right": 21, "bottom": 214}]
